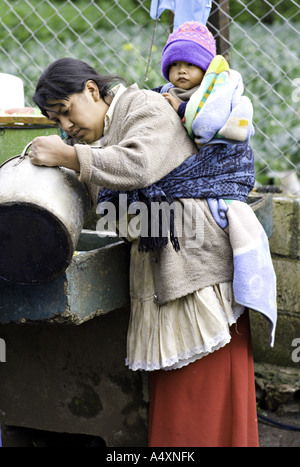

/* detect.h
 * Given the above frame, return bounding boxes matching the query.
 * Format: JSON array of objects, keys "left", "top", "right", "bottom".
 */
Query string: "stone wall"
[
  {"left": 251, "top": 194, "right": 300, "bottom": 367},
  {"left": 250, "top": 194, "right": 300, "bottom": 411}
]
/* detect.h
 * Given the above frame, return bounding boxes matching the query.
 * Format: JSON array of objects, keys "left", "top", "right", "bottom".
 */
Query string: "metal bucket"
[{"left": 0, "top": 142, "right": 89, "bottom": 285}]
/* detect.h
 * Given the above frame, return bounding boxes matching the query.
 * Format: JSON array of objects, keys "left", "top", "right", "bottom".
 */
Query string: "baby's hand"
[{"left": 162, "top": 92, "right": 181, "bottom": 112}]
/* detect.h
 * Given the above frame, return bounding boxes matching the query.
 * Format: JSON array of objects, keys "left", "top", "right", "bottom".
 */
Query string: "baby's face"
[{"left": 168, "top": 61, "right": 204, "bottom": 90}]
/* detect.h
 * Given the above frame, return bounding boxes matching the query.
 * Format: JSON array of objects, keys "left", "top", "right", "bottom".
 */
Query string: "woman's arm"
[
  {"left": 76, "top": 89, "right": 197, "bottom": 191},
  {"left": 29, "top": 89, "right": 196, "bottom": 190}
]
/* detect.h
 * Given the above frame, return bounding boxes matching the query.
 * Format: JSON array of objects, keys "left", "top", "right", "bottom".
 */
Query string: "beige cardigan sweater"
[{"left": 75, "top": 84, "right": 233, "bottom": 305}]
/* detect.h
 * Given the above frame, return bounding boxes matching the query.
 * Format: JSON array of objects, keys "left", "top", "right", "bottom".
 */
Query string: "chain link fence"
[{"left": 0, "top": 0, "right": 299, "bottom": 191}]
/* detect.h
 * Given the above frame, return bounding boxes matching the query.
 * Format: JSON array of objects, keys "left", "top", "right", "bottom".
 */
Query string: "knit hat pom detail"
[{"left": 161, "top": 21, "right": 216, "bottom": 81}]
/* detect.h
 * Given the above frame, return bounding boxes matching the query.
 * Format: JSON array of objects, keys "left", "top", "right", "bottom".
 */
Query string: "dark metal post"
[{"left": 208, "top": 0, "right": 230, "bottom": 62}]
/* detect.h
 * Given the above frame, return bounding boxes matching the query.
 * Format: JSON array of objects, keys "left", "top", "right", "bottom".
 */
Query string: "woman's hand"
[{"left": 29, "top": 135, "right": 80, "bottom": 172}]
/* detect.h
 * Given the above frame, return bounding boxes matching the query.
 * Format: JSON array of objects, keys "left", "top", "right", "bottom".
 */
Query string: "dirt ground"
[
  {"left": 2, "top": 416, "right": 300, "bottom": 447},
  {"left": 2, "top": 404, "right": 300, "bottom": 447},
  {"left": 258, "top": 407, "right": 300, "bottom": 447}
]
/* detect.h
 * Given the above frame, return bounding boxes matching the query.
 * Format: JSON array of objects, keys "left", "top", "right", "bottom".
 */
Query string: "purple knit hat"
[{"left": 161, "top": 21, "right": 216, "bottom": 81}]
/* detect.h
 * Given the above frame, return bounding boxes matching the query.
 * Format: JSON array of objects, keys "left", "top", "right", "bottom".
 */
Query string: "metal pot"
[{"left": 0, "top": 142, "right": 89, "bottom": 285}]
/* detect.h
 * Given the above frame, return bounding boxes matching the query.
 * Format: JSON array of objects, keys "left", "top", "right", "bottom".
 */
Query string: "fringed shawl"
[{"left": 97, "top": 141, "right": 255, "bottom": 252}]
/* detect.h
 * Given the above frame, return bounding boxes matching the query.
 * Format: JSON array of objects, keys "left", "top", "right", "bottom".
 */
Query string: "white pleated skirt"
[{"left": 126, "top": 240, "right": 244, "bottom": 371}]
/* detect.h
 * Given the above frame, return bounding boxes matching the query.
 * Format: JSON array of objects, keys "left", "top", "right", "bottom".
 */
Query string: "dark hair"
[{"left": 33, "top": 57, "right": 123, "bottom": 116}]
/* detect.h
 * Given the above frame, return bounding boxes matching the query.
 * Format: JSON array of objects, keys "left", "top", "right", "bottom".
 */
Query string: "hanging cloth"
[{"left": 150, "top": 0, "right": 212, "bottom": 29}]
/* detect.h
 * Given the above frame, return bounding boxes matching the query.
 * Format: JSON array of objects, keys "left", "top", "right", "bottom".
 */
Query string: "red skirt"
[{"left": 148, "top": 310, "right": 259, "bottom": 447}]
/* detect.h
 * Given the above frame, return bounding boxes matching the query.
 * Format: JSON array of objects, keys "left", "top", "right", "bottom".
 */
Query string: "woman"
[{"left": 31, "top": 57, "right": 264, "bottom": 447}]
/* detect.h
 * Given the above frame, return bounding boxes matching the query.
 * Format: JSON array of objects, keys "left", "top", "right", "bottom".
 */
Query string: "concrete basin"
[{"left": 0, "top": 230, "right": 130, "bottom": 324}]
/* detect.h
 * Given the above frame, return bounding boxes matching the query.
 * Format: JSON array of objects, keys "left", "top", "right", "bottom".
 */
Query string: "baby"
[
  {"left": 162, "top": 60, "right": 204, "bottom": 115},
  {"left": 154, "top": 21, "right": 254, "bottom": 147}
]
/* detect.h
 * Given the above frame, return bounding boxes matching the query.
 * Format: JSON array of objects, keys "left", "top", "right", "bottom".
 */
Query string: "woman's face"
[{"left": 45, "top": 80, "right": 110, "bottom": 143}]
